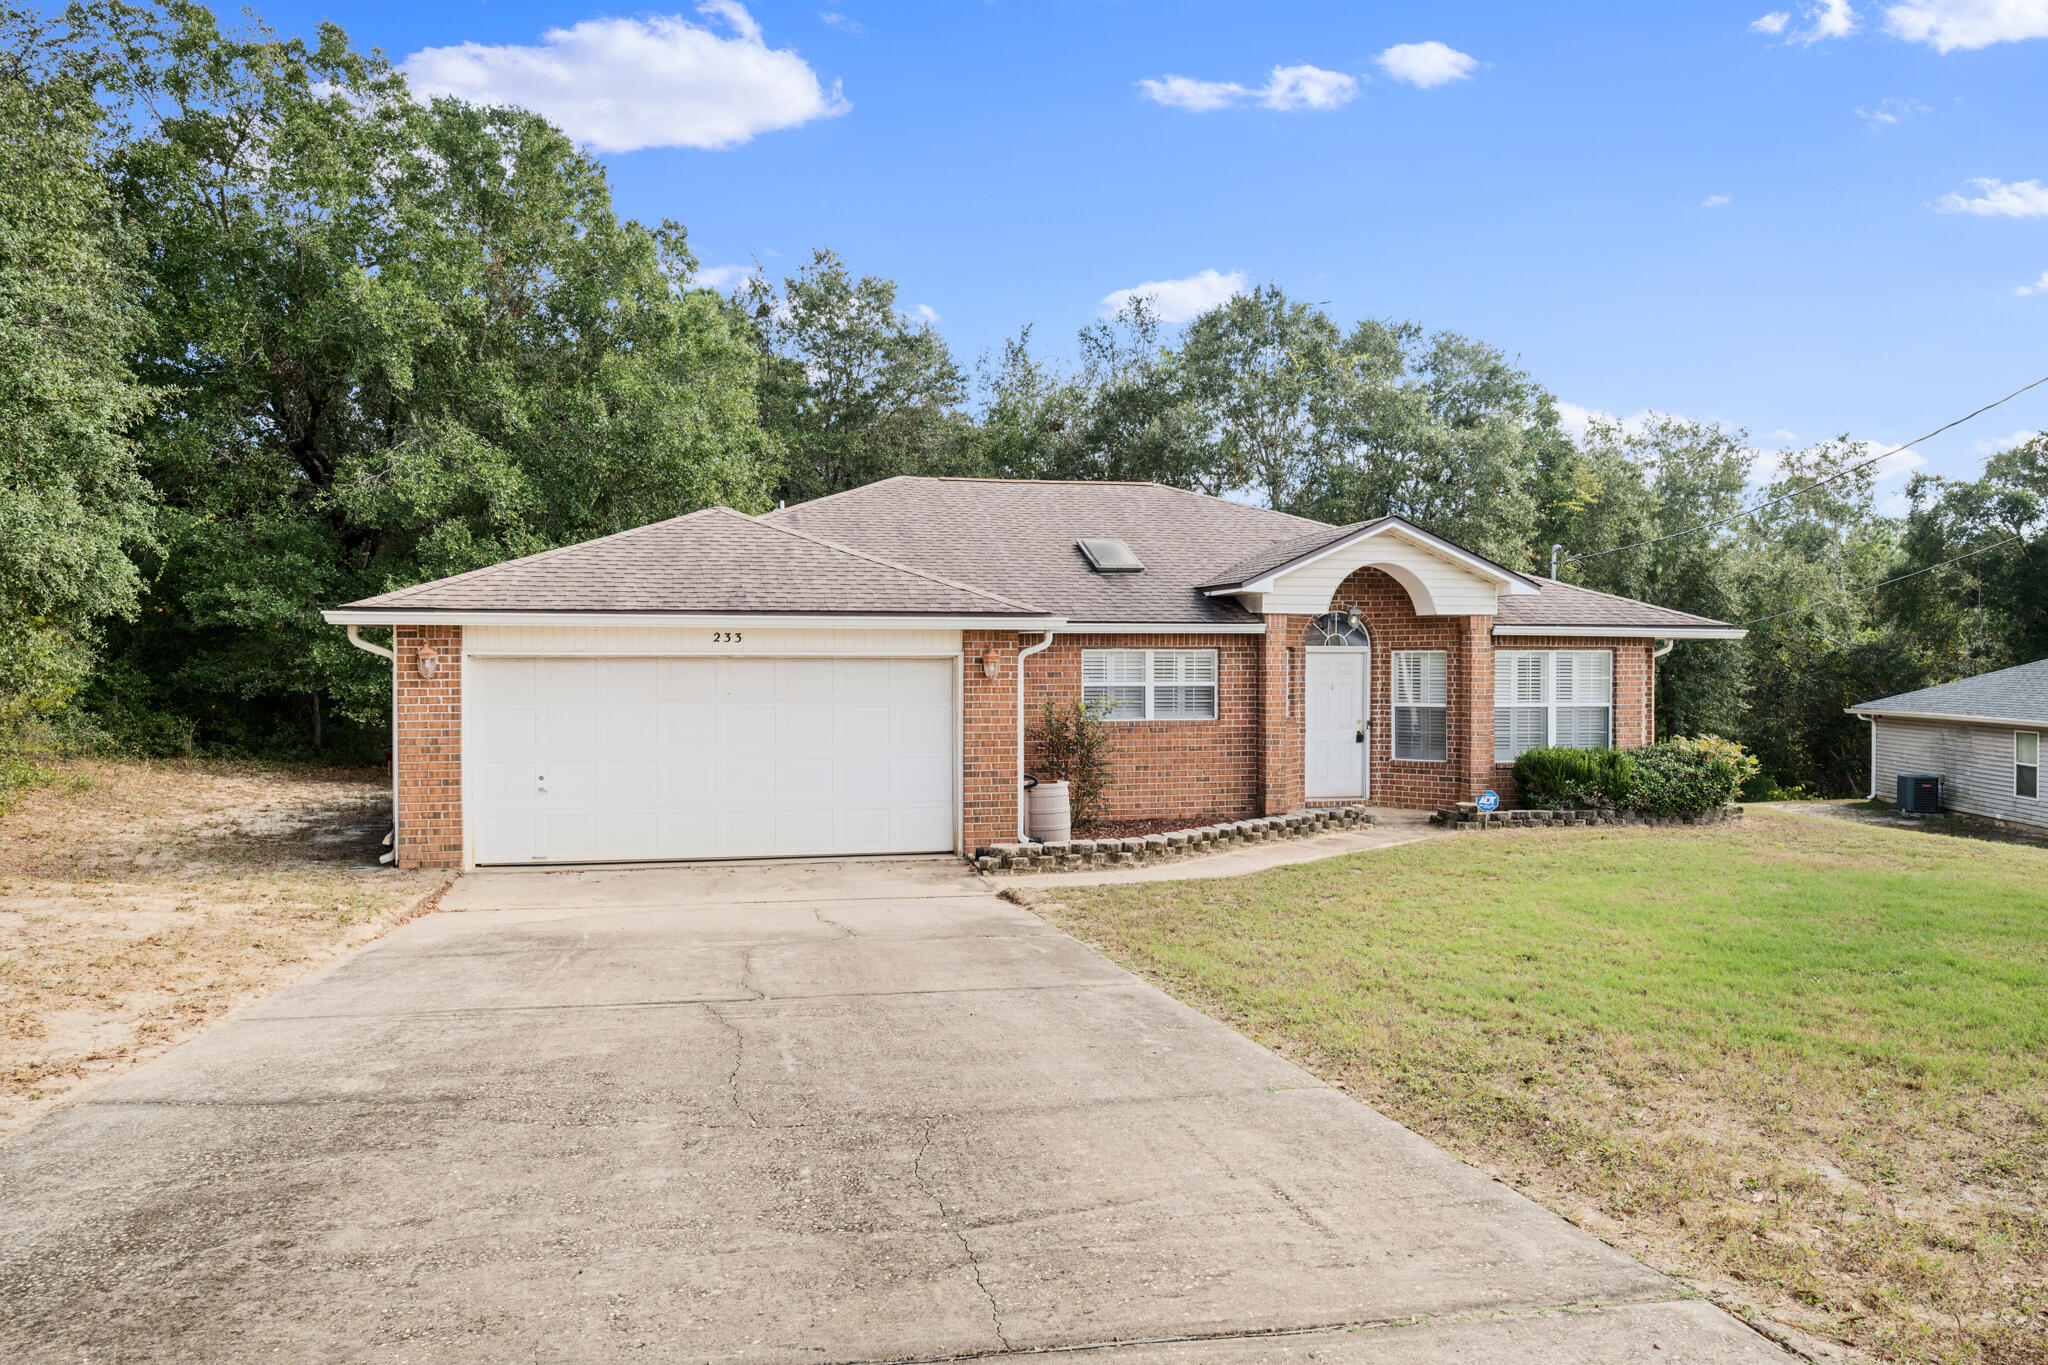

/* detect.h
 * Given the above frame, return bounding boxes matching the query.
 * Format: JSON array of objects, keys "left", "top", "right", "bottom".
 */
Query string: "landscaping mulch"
[{"left": 1073, "top": 813, "right": 1238, "bottom": 841}]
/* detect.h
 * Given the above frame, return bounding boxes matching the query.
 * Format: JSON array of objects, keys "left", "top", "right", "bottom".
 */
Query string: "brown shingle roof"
[
  {"left": 337, "top": 507, "right": 1049, "bottom": 616},
  {"left": 766, "top": 477, "right": 1325, "bottom": 625},
  {"left": 1493, "top": 578, "right": 1739, "bottom": 634}
]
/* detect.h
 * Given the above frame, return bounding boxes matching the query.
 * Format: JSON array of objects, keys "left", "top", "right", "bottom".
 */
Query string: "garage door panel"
[
  {"left": 474, "top": 707, "right": 538, "bottom": 757},
  {"left": 601, "top": 707, "right": 659, "bottom": 756},
  {"left": 473, "top": 814, "right": 537, "bottom": 864},
  {"left": 539, "top": 659, "right": 597, "bottom": 701},
  {"left": 469, "top": 655, "right": 954, "bottom": 865},
  {"left": 660, "top": 658, "right": 718, "bottom": 699},
  {"left": 890, "top": 754, "right": 951, "bottom": 802},
  {"left": 470, "top": 658, "right": 535, "bottom": 704},
  {"left": 541, "top": 707, "right": 598, "bottom": 753},
  {"left": 600, "top": 657, "right": 658, "bottom": 701},
  {"left": 603, "top": 760, "right": 658, "bottom": 806},
  {"left": 659, "top": 706, "right": 718, "bottom": 752}
]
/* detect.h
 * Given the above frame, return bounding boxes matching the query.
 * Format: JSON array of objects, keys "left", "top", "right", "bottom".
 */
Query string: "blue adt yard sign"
[{"left": 1477, "top": 790, "right": 1500, "bottom": 812}]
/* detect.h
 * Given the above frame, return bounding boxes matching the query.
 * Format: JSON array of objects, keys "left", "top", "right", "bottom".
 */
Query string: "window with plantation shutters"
[
  {"left": 1493, "top": 650, "right": 1613, "bottom": 761},
  {"left": 1081, "top": 649, "right": 1217, "bottom": 721},
  {"left": 1391, "top": 651, "right": 1448, "bottom": 761}
]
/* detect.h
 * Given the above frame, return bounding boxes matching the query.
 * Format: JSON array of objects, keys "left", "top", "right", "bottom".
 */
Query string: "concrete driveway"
[{"left": 0, "top": 859, "right": 1784, "bottom": 1363}]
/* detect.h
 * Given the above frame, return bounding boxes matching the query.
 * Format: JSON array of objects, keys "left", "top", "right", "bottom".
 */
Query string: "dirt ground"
[{"left": 0, "top": 760, "right": 449, "bottom": 1140}]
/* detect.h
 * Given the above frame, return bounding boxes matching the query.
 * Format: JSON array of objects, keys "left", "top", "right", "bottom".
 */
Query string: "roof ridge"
[
  {"left": 746, "top": 512, "right": 1050, "bottom": 614},
  {"left": 369, "top": 506, "right": 735, "bottom": 604}
]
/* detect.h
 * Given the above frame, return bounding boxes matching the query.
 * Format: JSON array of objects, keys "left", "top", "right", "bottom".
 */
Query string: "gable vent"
[{"left": 1077, "top": 538, "right": 1144, "bottom": 573}]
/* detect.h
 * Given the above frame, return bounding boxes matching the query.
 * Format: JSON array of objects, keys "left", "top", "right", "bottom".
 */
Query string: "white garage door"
[{"left": 468, "top": 656, "right": 955, "bottom": 865}]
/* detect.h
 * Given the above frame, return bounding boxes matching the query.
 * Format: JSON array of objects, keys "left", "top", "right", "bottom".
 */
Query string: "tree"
[
  {"left": 742, "top": 249, "right": 976, "bottom": 505},
  {"left": 97, "top": 6, "right": 772, "bottom": 751},
  {"left": 0, "top": 4, "right": 157, "bottom": 734}
]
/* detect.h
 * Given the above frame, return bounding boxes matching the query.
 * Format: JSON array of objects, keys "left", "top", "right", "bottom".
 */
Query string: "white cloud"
[
  {"left": 1260, "top": 65, "right": 1360, "bottom": 110},
  {"left": 1139, "top": 65, "right": 1358, "bottom": 112},
  {"left": 1935, "top": 177, "right": 2048, "bottom": 216},
  {"left": 1554, "top": 401, "right": 1670, "bottom": 443},
  {"left": 1698, "top": 193, "right": 1734, "bottom": 208},
  {"left": 1974, "top": 428, "right": 2040, "bottom": 452},
  {"left": 1798, "top": 0, "right": 1862, "bottom": 41},
  {"left": 1856, "top": 96, "right": 1930, "bottom": 125},
  {"left": 402, "top": 4, "right": 849, "bottom": 153},
  {"left": 695, "top": 263, "right": 757, "bottom": 290},
  {"left": 1100, "top": 268, "right": 1247, "bottom": 323},
  {"left": 1136, "top": 74, "right": 1252, "bottom": 111},
  {"left": 1373, "top": 42, "right": 1478, "bottom": 88},
  {"left": 1884, "top": 0, "right": 2048, "bottom": 51},
  {"left": 1757, "top": 0, "right": 1860, "bottom": 41},
  {"left": 914, "top": 303, "right": 940, "bottom": 325},
  {"left": 2017, "top": 269, "right": 2048, "bottom": 295},
  {"left": 818, "top": 10, "right": 865, "bottom": 35}
]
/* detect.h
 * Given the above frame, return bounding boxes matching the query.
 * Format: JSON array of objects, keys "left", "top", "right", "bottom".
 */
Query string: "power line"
[
  {"left": 1732, "top": 533, "right": 2024, "bottom": 629},
  {"left": 1565, "top": 373, "right": 2048, "bottom": 565}
]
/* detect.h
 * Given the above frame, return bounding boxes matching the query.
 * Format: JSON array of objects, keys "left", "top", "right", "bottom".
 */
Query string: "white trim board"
[
  {"left": 1848, "top": 706, "right": 2048, "bottom": 729},
  {"left": 1493, "top": 625, "right": 1746, "bottom": 640},
  {"left": 1206, "top": 520, "right": 1540, "bottom": 597},
  {"left": 1058, "top": 621, "right": 1266, "bottom": 635}
]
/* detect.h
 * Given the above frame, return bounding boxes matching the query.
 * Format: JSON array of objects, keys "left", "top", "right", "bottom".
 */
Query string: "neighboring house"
[
  {"left": 1849, "top": 659, "right": 2047, "bottom": 829},
  {"left": 324, "top": 477, "right": 1743, "bottom": 869}
]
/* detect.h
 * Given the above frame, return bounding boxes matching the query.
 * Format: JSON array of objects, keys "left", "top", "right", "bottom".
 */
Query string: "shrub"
[
  {"left": 1627, "top": 735, "right": 1759, "bottom": 814},
  {"left": 1513, "top": 746, "right": 1637, "bottom": 809},
  {"left": 1739, "top": 772, "right": 1808, "bottom": 803},
  {"left": 1029, "top": 697, "right": 1117, "bottom": 827}
]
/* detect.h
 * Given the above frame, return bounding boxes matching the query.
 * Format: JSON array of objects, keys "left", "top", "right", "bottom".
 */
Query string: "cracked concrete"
[{"left": 0, "top": 857, "right": 1790, "bottom": 1363}]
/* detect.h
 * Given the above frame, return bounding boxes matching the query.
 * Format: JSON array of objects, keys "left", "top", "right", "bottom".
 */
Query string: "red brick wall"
[
  {"left": 962, "top": 629, "right": 1025, "bottom": 852},
  {"left": 1021, "top": 632, "right": 1264, "bottom": 828},
  {"left": 393, "top": 624, "right": 463, "bottom": 869},
  {"left": 1260, "top": 616, "right": 1308, "bottom": 814}
]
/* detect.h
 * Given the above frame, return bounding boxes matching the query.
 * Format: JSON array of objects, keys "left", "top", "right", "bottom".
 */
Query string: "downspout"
[
  {"left": 1016, "top": 631, "right": 1055, "bottom": 842},
  {"left": 1649, "top": 640, "right": 1673, "bottom": 742},
  {"left": 346, "top": 626, "right": 398, "bottom": 864},
  {"left": 1868, "top": 716, "right": 1878, "bottom": 801},
  {"left": 1651, "top": 638, "right": 1675, "bottom": 661}
]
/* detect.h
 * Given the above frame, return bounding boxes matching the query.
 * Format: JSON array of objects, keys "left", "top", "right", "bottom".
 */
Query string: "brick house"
[{"left": 325, "top": 478, "right": 1742, "bottom": 869}]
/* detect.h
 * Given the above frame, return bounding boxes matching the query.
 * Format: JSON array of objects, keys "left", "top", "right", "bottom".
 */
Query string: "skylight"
[{"left": 1077, "top": 538, "right": 1144, "bottom": 573}]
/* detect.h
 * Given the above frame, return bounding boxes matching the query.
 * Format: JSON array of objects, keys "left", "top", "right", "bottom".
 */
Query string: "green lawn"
[{"left": 1031, "top": 808, "right": 2048, "bottom": 1364}]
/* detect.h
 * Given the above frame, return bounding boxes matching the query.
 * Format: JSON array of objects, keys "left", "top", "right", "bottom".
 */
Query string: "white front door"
[
  {"left": 467, "top": 656, "right": 956, "bottom": 865},
  {"left": 1306, "top": 650, "right": 1369, "bottom": 800}
]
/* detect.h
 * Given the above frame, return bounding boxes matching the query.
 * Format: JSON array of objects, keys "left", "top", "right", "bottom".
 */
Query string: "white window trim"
[
  {"left": 2018, "top": 730, "right": 2040, "bottom": 801},
  {"left": 1082, "top": 648, "right": 1220, "bottom": 722},
  {"left": 1390, "top": 649, "right": 1449, "bottom": 763},
  {"left": 1494, "top": 649, "right": 1615, "bottom": 762}
]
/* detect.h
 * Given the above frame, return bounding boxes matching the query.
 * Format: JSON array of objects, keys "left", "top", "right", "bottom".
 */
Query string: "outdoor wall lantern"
[
  {"left": 416, "top": 644, "right": 442, "bottom": 680},
  {"left": 980, "top": 649, "right": 1000, "bottom": 680}
]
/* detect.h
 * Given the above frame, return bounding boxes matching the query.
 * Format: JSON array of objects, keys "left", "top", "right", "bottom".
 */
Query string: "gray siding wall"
[{"left": 1871, "top": 716, "right": 2045, "bottom": 828}]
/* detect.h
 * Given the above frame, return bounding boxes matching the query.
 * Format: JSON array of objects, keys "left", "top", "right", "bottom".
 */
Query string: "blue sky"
[{"left": 252, "top": 0, "right": 2048, "bottom": 492}]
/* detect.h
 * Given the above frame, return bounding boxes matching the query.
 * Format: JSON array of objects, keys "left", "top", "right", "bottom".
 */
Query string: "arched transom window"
[{"left": 1307, "top": 611, "right": 1368, "bottom": 647}]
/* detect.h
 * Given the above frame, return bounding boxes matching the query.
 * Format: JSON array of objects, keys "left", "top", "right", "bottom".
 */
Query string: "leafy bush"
[
  {"left": 1627, "top": 735, "right": 1759, "bottom": 814},
  {"left": 1029, "top": 697, "right": 1117, "bottom": 827},
  {"left": 1739, "top": 772, "right": 1808, "bottom": 803},
  {"left": 1513, "top": 746, "right": 1637, "bottom": 809}
]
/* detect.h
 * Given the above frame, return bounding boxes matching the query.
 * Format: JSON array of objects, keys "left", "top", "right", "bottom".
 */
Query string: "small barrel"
[{"left": 1027, "top": 780, "right": 1071, "bottom": 843}]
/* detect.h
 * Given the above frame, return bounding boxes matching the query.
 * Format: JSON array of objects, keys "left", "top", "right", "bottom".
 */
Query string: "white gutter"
[
  {"left": 325, "top": 610, "right": 1066, "bottom": 631},
  {"left": 1868, "top": 716, "right": 1879, "bottom": 801},
  {"left": 1493, "top": 624, "right": 1746, "bottom": 640},
  {"left": 1016, "top": 630, "right": 1055, "bottom": 842},
  {"left": 1845, "top": 705, "right": 2046, "bottom": 729},
  {"left": 345, "top": 624, "right": 395, "bottom": 661},
  {"left": 344, "top": 626, "right": 399, "bottom": 865},
  {"left": 1652, "top": 638, "right": 1675, "bottom": 660}
]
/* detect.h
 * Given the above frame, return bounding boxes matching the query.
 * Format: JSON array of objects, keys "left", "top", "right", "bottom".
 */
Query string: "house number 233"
[{"left": 711, "top": 631, "right": 743, "bottom": 644}]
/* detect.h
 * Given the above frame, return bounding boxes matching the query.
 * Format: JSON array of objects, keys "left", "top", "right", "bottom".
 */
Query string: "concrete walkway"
[{"left": 0, "top": 859, "right": 1783, "bottom": 1363}]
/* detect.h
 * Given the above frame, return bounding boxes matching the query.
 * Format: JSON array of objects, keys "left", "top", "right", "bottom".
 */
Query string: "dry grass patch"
[
  {"left": 1033, "top": 809, "right": 2048, "bottom": 1364},
  {"left": 0, "top": 760, "right": 447, "bottom": 1138}
]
